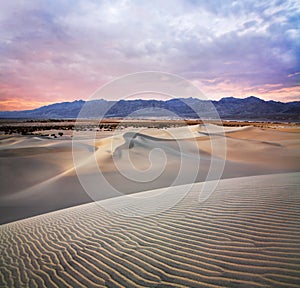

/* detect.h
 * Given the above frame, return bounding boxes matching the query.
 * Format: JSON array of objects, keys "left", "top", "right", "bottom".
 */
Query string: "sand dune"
[
  {"left": 1, "top": 124, "right": 300, "bottom": 287},
  {"left": 0, "top": 124, "right": 299, "bottom": 224},
  {"left": 0, "top": 173, "right": 299, "bottom": 287}
]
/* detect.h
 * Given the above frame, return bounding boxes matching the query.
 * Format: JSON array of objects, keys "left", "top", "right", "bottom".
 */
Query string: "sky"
[{"left": 0, "top": 0, "right": 299, "bottom": 111}]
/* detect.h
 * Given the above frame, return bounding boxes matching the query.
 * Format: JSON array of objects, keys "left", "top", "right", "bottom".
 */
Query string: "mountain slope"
[{"left": 0, "top": 96, "right": 299, "bottom": 121}]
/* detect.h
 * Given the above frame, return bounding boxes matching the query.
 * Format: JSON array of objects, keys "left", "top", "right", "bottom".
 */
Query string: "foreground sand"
[
  {"left": 0, "top": 173, "right": 299, "bottom": 287},
  {"left": 0, "top": 124, "right": 300, "bottom": 224}
]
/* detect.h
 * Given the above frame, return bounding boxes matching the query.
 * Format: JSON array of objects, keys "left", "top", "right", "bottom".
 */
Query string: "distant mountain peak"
[
  {"left": 220, "top": 96, "right": 263, "bottom": 102},
  {"left": 245, "top": 96, "right": 263, "bottom": 102},
  {"left": 219, "top": 96, "right": 242, "bottom": 102}
]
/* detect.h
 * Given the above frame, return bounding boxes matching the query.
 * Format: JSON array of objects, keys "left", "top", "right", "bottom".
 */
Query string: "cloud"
[
  {"left": 0, "top": 0, "right": 299, "bottom": 110},
  {"left": 288, "top": 72, "right": 300, "bottom": 77}
]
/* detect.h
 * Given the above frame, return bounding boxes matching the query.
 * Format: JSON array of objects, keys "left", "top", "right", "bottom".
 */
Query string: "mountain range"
[{"left": 0, "top": 96, "right": 299, "bottom": 121}]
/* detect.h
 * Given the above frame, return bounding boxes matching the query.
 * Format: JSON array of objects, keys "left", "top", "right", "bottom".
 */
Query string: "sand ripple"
[{"left": 0, "top": 172, "right": 299, "bottom": 287}]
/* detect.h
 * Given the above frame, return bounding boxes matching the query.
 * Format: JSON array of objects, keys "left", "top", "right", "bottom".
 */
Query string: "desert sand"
[
  {"left": 0, "top": 172, "right": 299, "bottom": 287},
  {"left": 0, "top": 124, "right": 299, "bottom": 224},
  {"left": 0, "top": 123, "right": 300, "bottom": 287}
]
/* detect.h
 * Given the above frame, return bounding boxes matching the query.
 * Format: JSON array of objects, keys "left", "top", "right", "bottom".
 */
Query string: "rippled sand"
[{"left": 1, "top": 173, "right": 299, "bottom": 287}]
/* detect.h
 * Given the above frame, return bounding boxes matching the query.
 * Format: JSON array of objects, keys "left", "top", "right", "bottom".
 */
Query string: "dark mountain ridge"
[{"left": 0, "top": 96, "right": 299, "bottom": 121}]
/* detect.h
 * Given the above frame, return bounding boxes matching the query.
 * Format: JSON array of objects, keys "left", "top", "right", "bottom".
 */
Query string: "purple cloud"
[{"left": 0, "top": 0, "right": 299, "bottom": 110}]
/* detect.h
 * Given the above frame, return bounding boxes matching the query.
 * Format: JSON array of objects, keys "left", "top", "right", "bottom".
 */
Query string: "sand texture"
[
  {"left": 0, "top": 172, "right": 299, "bottom": 287},
  {"left": 0, "top": 124, "right": 299, "bottom": 224}
]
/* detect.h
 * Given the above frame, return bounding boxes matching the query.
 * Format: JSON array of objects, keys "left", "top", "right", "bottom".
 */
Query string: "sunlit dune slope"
[{"left": 0, "top": 124, "right": 299, "bottom": 224}]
